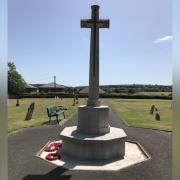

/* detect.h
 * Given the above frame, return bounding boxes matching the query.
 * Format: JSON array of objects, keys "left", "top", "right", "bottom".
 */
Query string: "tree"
[{"left": 8, "top": 62, "right": 26, "bottom": 97}]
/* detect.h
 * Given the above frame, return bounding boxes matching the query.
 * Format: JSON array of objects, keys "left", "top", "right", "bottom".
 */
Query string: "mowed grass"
[
  {"left": 8, "top": 98, "right": 86, "bottom": 133},
  {"left": 8, "top": 98, "right": 172, "bottom": 133},
  {"left": 134, "top": 91, "right": 171, "bottom": 96},
  {"left": 105, "top": 99, "right": 172, "bottom": 131}
]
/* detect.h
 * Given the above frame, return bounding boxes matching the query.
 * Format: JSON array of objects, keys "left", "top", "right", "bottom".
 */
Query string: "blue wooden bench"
[{"left": 47, "top": 105, "right": 65, "bottom": 124}]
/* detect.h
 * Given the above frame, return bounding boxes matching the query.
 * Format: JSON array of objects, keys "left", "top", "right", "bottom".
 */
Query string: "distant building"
[
  {"left": 38, "top": 82, "right": 66, "bottom": 93},
  {"left": 79, "top": 86, "right": 105, "bottom": 94},
  {"left": 25, "top": 84, "right": 38, "bottom": 93}
]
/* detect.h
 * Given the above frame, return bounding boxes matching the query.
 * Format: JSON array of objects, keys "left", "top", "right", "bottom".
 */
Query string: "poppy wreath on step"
[
  {"left": 44, "top": 142, "right": 62, "bottom": 152},
  {"left": 45, "top": 152, "right": 61, "bottom": 161}
]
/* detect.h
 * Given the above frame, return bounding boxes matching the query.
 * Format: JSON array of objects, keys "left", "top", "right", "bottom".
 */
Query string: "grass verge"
[
  {"left": 105, "top": 99, "right": 172, "bottom": 131},
  {"left": 8, "top": 98, "right": 86, "bottom": 133}
]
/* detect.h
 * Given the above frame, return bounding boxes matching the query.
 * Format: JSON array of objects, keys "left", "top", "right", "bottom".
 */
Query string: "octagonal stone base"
[
  {"left": 59, "top": 126, "right": 127, "bottom": 160},
  {"left": 36, "top": 140, "right": 150, "bottom": 172}
]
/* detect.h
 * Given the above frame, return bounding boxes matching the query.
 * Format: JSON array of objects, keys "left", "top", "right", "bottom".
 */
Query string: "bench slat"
[{"left": 47, "top": 105, "right": 65, "bottom": 118}]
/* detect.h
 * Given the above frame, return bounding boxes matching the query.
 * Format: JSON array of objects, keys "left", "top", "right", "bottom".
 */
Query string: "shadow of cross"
[{"left": 22, "top": 167, "right": 71, "bottom": 180}]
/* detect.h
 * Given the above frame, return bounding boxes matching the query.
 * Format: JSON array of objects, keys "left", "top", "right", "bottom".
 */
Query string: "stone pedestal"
[
  {"left": 77, "top": 105, "right": 110, "bottom": 135},
  {"left": 59, "top": 126, "right": 127, "bottom": 160},
  {"left": 59, "top": 103, "right": 127, "bottom": 160}
]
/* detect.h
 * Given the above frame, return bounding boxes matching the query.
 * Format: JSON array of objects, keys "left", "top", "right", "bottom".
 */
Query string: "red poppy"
[
  {"left": 44, "top": 142, "right": 62, "bottom": 152},
  {"left": 45, "top": 152, "right": 61, "bottom": 161},
  {"left": 53, "top": 142, "right": 62, "bottom": 148}
]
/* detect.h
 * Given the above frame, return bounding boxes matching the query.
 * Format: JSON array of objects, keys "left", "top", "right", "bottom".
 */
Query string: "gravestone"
[
  {"left": 25, "top": 102, "right": 35, "bottom": 120},
  {"left": 155, "top": 113, "right": 160, "bottom": 121},
  {"left": 150, "top": 104, "right": 155, "bottom": 114},
  {"left": 72, "top": 95, "right": 76, "bottom": 106},
  {"left": 16, "top": 96, "right": 20, "bottom": 106},
  {"left": 76, "top": 94, "right": 79, "bottom": 104}
]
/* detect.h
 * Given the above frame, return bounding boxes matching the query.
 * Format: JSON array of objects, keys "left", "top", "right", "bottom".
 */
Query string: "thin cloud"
[{"left": 154, "top": 35, "right": 173, "bottom": 44}]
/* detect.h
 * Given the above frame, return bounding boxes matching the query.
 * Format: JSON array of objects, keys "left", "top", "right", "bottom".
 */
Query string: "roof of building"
[
  {"left": 38, "top": 82, "right": 66, "bottom": 88},
  {"left": 30, "top": 84, "right": 45, "bottom": 87},
  {"left": 79, "top": 86, "right": 105, "bottom": 94},
  {"left": 26, "top": 84, "right": 38, "bottom": 89}
]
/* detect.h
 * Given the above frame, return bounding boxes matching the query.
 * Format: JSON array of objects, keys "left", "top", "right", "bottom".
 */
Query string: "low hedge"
[{"left": 11, "top": 93, "right": 172, "bottom": 100}]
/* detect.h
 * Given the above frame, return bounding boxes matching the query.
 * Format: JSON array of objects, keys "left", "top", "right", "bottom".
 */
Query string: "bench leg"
[
  {"left": 49, "top": 117, "right": 51, "bottom": 124},
  {"left": 56, "top": 115, "right": 59, "bottom": 124}
]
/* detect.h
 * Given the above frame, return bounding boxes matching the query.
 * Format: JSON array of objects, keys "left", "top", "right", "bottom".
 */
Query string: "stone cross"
[{"left": 81, "top": 5, "right": 109, "bottom": 106}]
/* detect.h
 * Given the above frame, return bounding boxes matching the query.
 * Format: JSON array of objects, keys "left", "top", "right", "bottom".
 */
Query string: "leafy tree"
[{"left": 8, "top": 62, "right": 26, "bottom": 96}]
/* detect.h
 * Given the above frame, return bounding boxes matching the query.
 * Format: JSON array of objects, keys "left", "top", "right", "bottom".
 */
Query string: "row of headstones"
[
  {"left": 55, "top": 95, "right": 79, "bottom": 106},
  {"left": 21, "top": 100, "right": 162, "bottom": 121},
  {"left": 54, "top": 96, "right": 63, "bottom": 100},
  {"left": 150, "top": 105, "right": 160, "bottom": 121}
]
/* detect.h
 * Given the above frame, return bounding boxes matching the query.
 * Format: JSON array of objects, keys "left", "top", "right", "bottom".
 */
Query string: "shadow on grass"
[
  {"left": 41, "top": 121, "right": 58, "bottom": 126},
  {"left": 41, "top": 119, "right": 64, "bottom": 126},
  {"left": 23, "top": 167, "right": 71, "bottom": 180}
]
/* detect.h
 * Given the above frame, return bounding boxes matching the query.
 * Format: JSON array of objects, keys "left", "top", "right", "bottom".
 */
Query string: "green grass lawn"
[
  {"left": 105, "top": 99, "right": 172, "bottom": 131},
  {"left": 8, "top": 98, "right": 172, "bottom": 133},
  {"left": 134, "top": 91, "right": 171, "bottom": 96},
  {"left": 8, "top": 98, "right": 86, "bottom": 133}
]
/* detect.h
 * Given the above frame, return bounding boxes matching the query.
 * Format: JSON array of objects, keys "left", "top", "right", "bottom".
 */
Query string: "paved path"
[{"left": 8, "top": 109, "right": 172, "bottom": 180}]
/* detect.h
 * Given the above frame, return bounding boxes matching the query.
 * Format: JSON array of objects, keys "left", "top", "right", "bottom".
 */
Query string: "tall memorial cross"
[{"left": 81, "top": 5, "right": 109, "bottom": 106}]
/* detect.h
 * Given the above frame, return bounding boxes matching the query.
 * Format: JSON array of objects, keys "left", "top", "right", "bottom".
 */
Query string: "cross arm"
[
  {"left": 81, "top": 19, "right": 93, "bottom": 28},
  {"left": 97, "top": 20, "right": 110, "bottom": 28},
  {"left": 81, "top": 19, "right": 110, "bottom": 28}
]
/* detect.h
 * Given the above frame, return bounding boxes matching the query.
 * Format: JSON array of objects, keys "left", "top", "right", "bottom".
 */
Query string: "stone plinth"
[
  {"left": 77, "top": 105, "right": 110, "bottom": 135},
  {"left": 59, "top": 126, "right": 127, "bottom": 160},
  {"left": 37, "top": 140, "right": 150, "bottom": 172}
]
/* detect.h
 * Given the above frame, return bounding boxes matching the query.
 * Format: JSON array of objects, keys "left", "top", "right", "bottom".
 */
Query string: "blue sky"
[{"left": 8, "top": 0, "right": 172, "bottom": 86}]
